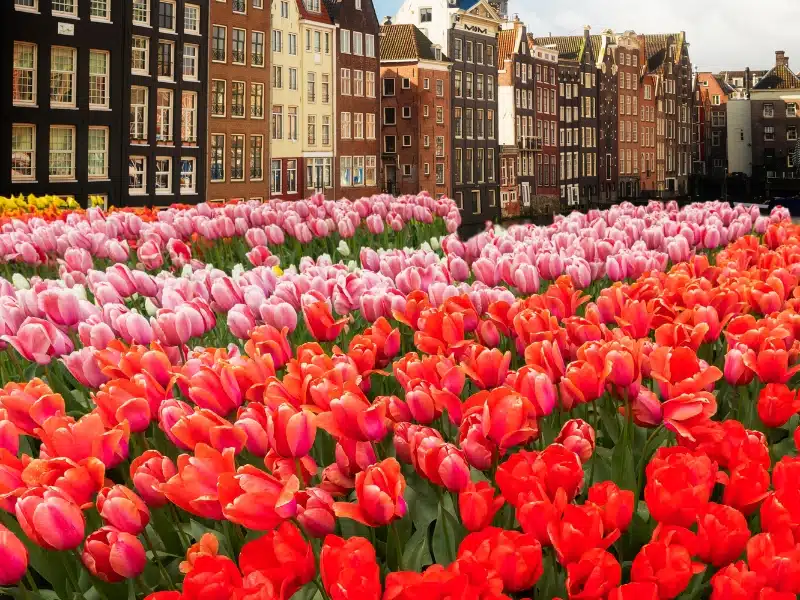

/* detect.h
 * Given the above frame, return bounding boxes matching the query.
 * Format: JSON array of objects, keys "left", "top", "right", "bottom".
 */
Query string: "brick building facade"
[
  {"left": 531, "top": 44, "right": 559, "bottom": 208},
  {"left": 558, "top": 58, "right": 581, "bottom": 209}
]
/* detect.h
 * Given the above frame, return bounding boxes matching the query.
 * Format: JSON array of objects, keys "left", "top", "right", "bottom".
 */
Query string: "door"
[
  {"left": 385, "top": 165, "right": 397, "bottom": 195},
  {"left": 314, "top": 163, "right": 324, "bottom": 193}
]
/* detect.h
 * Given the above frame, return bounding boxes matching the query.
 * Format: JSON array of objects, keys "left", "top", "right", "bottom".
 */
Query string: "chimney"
[
  {"left": 745, "top": 66, "right": 751, "bottom": 99},
  {"left": 383, "top": 15, "right": 392, "bottom": 25},
  {"left": 584, "top": 24, "right": 591, "bottom": 37},
  {"left": 776, "top": 50, "right": 789, "bottom": 67}
]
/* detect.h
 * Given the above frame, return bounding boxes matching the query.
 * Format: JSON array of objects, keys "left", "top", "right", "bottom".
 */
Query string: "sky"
[{"left": 372, "top": 0, "right": 800, "bottom": 73}]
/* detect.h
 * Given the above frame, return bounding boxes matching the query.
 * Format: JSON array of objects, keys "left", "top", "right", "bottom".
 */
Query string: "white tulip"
[
  {"left": 420, "top": 242, "right": 432, "bottom": 253},
  {"left": 11, "top": 273, "right": 29, "bottom": 290},
  {"left": 70, "top": 284, "right": 87, "bottom": 301},
  {"left": 232, "top": 263, "right": 245, "bottom": 279},
  {"left": 181, "top": 264, "right": 194, "bottom": 278},
  {"left": 337, "top": 240, "right": 351, "bottom": 256},
  {"left": 144, "top": 298, "right": 158, "bottom": 316},
  {"left": 347, "top": 260, "right": 358, "bottom": 271},
  {"left": 430, "top": 237, "right": 441, "bottom": 251}
]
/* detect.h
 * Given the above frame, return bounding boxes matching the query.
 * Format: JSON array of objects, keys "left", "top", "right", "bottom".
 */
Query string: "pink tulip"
[
  {"left": 448, "top": 256, "right": 470, "bottom": 282},
  {"left": 471, "top": 258, "right": 500, "bottom": 286},
  {"left": 151, "top": 309, "right": 193, "bottom": 347},
  {"left": 260, "top": 301, "right": 298, "bottom": 332},
  {"left": 366, "top": 214, "right": 384, "bottom": 234},
  {"left": 79, "top": 318, "right": 116, "bottom": 349},
  {"left": 37, "top": 289, "right": 81, "bottom": 328},
  {"left": 62, "top": 348, "right": 109, "bottom": 388},
  {"left": 107, "top": 240, "right": 130, "bottom": 263},
  {"left": 63, "top": 248, "right": 93, "bottom": 273},
  {"left": 513, "top": 262, "right": 540, "bottom": 294},
  {"left": 106, "top": 265, "right": 137, "bottom": 298},
  {"left": 166, "top": 239, "right": 192, "bottom": 267},
  {"left": 228, "top": 304, "right": 256, "bottom": 339},
  {"left": 116, "top": 312, "right": 154, "bottom": 345},
  {"left": 137, "top": 240, "right": 163, "bottom": 270},
  {"left": 2, "top": 317, "right": 74, "bottom": 364}
]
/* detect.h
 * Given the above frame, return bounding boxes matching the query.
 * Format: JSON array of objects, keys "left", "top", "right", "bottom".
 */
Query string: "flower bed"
[{"left": 0, "top": 200, "right": 797, "bottom": 600}]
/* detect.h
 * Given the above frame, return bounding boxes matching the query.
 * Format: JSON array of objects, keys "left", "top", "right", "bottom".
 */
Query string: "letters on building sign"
[{"left": 462, "top": 23, "right": 489, "bottom": 35}]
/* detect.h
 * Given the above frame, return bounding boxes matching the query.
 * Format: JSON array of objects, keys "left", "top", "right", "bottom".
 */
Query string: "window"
[
  {"left": 341, "top": 156, "right": 353, "bottom": 186},
  {"left": 251, "top": 83, "right": 264, "bottom": 118},
  {"left": 156, "top": 89, "right": 174, "bottom": 142},
  {"left": 52, "top": 0, "right": 76, "bottom": 16},
  {"left": 476, "top": 74, "right": 483, "bottom": 99},
  {"left": 288, "top": 107, "right": 298, "bottom": 140},
  {"left": 155, "top": 157, "right": 172, "bottom": 194},
  {"left": 711, "top": 131, "right": 721, "bottom": 147},
  {"left": 212, "top": 26, "right": 226, "bottom": 61},
  {"left": 455, "top": 71, "right": 462, "bottom": 97},
  {"left": 211, "top": 80, "right": 226, "bottom": 116},
  {"left": 272, "top": 105, "right": 283, "bottom": 140},
  {"left": 366, "top": 113, "right": 375, "bottom": 139},
  {"left": 423, "top": 162, "right": 430, "bottom": 176},
  {"left": 307, "top": 115, "right": 316, "bottom": 145},
  {"left": 180, "top": 158, "right": 196, "bottom": 193},
  {"left": 420, "top": 7, "right": 432, "bottom": 22},
  {"left": 133, "top": 0, "right": 149, "bottom": 24},
  {"left": 11, "top": 125, "right": 35, "bottom": 181},
  {"left": 354, "top": 113, "right": 364, "bottom": 139},
  {"left": 271, "top": 159, "right": 282, "bottom": 193},
  {"left": 231, "top": 81, "right": 245, "bottom": 117},
  {"left": 252, "top": 32, "right": 265, "bottom": 66},
  {"left": 384, "top": 107, "right": 396, "bottom": 125},
  {"left": 340, "top": 29, "right": 351, "bottom": 54},
  {"left": 250, "top": 135, "right": 264, "bottom": 180},
  {"left": 764, "top": 103, "right": 774, "bottom": 118},
  {"left": 487, "top": 110, "right": 494, "bottom": 139},
  {"left": 366, "top": 71, "right": 375, "bottom": 97},
  {"left": 366, "top": 34, "right": 375, "bottom": 58},
  {"left": 130, "top": 87, "right": 148, "bottom": 140},
  {"left": 402, "top": 106, "right": 411, "bottom": 119},
  {"left": 765, "top": 126, "right": 775, "bottom": 141},
  {"left": 341, "top": 112, "right": 351, "bottom": 138},
  {"left": 81, "top": 49, "right": 108, "bottom": 110},
  {"left": 341, "top": 68, "right": 351, "bottom": 95},
  {"left": 466, "top": 41, "right": 473, "bottom": 63},
  {"left": 231, "top": 135, "right": 244, "bottom": 181},
  {"left": 49, "top": 126, "right": 75, "bottom": 180},
  {"left": 403, "top": 164, "right": 412, "bottom": 177},
  {"left": 353, "top": 32, "right": 363, "bottom": 56},
  {"left": 436, "top": 106, "right": 444, "bottom": 124},
  {"left": 424, "top": 135, "right": 430, "bottom": 147},
  {"left": 402, "top": 78, "right": 410, "bottom": 89},
  {"left": 132, "top": 37, "right": 149, "bottom": 75},
  {"left": 158, "top": 41, "right": 174, "bottom": 79},
  {"left": 13, "top": 43, "right": 37, "bottom": 106},
  {"left": 181, "top": 91, "right": 198, "bottom": 143},
  {"left": 50, "top": 47, "right": 76, "bottom": 107},
  {"left": 289, "top": 68, "right": 298, "bottom": 90},
  {"left": 476, "top": 148, "right": 484, "bottom": 182},
  {"left": 230, "top": 28, "right": 245, "bottom": 64},
  {"left": 272, "top": 65, "right": 283, "bottom": 88},
  {"left": 789, "top": 126, "right": 798, "bottom": 141},
  {"left": 436, "top": 79, "right": 444, "bottom": 97},
  {"left": 287, "top": 159, "right": 298, "bottom": 193},
  {"left": 307, "top": 72, "right": 316, "bottom": 102},
  {"left": 158, "top": 1, "right": 176, "bottom": 31},
  {"left": 471, "top": 190, "right": 480, "bottom": 215},
  {"left": 178, "top": 45, "right": 198, "bottom": 80},
  {"left": 129, "top": 157, "right": 146, "bottom": 193},
  {"left": 487, "top": 76, "right": 494, "bottom": 101},
  {"left": 289, "top": 33, "right": 297, "bottom": 55},
  {"left": 384, "top": 135, "right": 396, "bottom": 153},
  {"left": 454, "top": 108, "right": 462, "bottom": 137},
  {"left": 436, "top": 162, "right": 445, "bottom": 185},
  {"left": 454, "top": 39, "right": 462, "bottom": 61},
  {"left": 15, "top": 0, "right": 38, "bottom": 12},
  {"left": 233, "top": 0, "right": 247, "bottom": 13},
  {"left": 487, "top": 45, "right": 494, "bottom": 67},
  {"left": 435, "top": 136, "right": 444, "bottom": 157},
  {"left": 322, "top": 74, "right": 330, "bottom": 103},
  {"left": 466, "top": 73, "right": 473, "bottom": 98},
  {"left": 354, "top": 70, "right": 364, "bottom": 96},
  {"left": 211, "top": 135, "right": 225, "bottom": 181},
  {"left": 465, "top": 108, "right": 473, "bottom": 138}
]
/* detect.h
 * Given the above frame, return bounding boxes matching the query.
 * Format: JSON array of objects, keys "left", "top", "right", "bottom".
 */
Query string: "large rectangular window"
[
  {"left": 180, "top": 158, "right": 196, "bottom": 193},
  {"left": 250, "top": 135, "right": 264, "bottom": 180},
  {"left": 88, "top": 126, "right": 108, "bottom": 179},
  {"left": 89, "top": 50, "right": 109, "bottom": 109},
  {"left": 366, "top": 113, "right": 375, "bottom": 139},
  {"left": 231, "top": 135, "right": 244, "bottom": 181},
  {"left": 184, "top": 4, "right": 200, "bottom": 34},
  {"left": 271, "top": 159, "right": 282, "bottom": 193},
  {"left": 233, "top": 28, "right": 246, "bottom": 64},
  {"left": 212, "top": 26, "right": 227, "bottom": 62},
  {"left": 11, "top": 124, "right": 35, "bottom": 181},
  {"left": 13, "top": 42, "right": 37, "bottom": 106},
  {"left": 252, "top": 31, "right": 265, "bottom": 66},
  {"left": 132, "top": 37, "right": 149, "bottom": 75},
  {"left": 133, "top": 0, "right": 149, "bottom": 24},
  {"left": 158, "top": 0, "right": 175, "bottom": 31},
  {"left": 155, "top": 157, "right": 172, "bottom": 194},
  {"left": 156, "top": 89, "right": 173, "bottom": 143},
  {"left": 157, "top": 41, "right": 174, "bottom": 79},
  {"left": 181, "top": 92, "right": 198, "bottom": 143},
  {"left": 50, "top": 47, "right": 76, "bottom": 107},
  {"left": 231, "top": 81, "right": 245, "bottom": 117},
  {"left": 287, "top": 159, "right": 298, "bottom": 193},
  {"left": 130, "top": 87, "right": 148, "bottom": 140},
  {"left": 52, "top": 0, "right": 76, "bottom": 16},
  {"left": 288, "top": 107, "right": 298, "bottom": 140},
  {"left": 90, "top": 0, "right": 110, "bottom": 19},
  {"left": 210, "top": 135, "right": 225, "bottom": 181},
  {"left": 183, "top": 44, "right": 199, "bottom": 79},
  {"left": 272, "top": 105, "right": 283, "bottom": 139},
  {"left": 49, "top": 126, "right": 75, "bottom": 180},
  {"left": 251, "top": 83, "right": 264, "bottom": 118},
  {"left": 129, "top": 157, "right": 146, "bottom": 193},
  {"left": 211, "top": 80, "right": 226, "bottom": 116}
]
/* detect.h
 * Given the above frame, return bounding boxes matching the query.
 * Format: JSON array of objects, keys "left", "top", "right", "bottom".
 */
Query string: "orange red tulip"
[
  {"left": 162, "top": 443, "right": 236, "bottom": 520},
  {"left": 333, "top": 458, "right": 407, "bottom": 527},
  {"left": 302, "top": 299, "right": 349, "bottom": 342},
  {"left": 217, "top": 464, "right": 298, "bottom": 530},
  {"left": 15, "top": 486, "right": 85, "bottom": 550}
]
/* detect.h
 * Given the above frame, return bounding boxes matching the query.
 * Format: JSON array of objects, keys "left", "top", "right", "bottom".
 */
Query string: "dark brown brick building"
[
  {"left": 379, "top": 23, "right": 451, "bottom": 197},
  {"left": 207, "top": 0, "right": 270, "bottom": 201},
  {"left": 327, "top": 0, "right": 381, "bottom": 198}
]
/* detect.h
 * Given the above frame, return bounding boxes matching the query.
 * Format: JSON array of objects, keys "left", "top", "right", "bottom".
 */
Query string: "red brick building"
[
  {"left": 615, "top": 32, "right": 641, "bottom": 200},
  {"left": 639, "top": 71, "right": 658, "bottom": 194},
  {"left": 327, "top": 0, "right": 381, "bottom": 198},
  {"left": 208, "top": 0, "right": 270, "bottom": 202},
  {"left": 532, "top": 45, "right": 558, "bottom": 203},
  {"left": 379, "top": 23, "right": 451, "bottom": 197}
]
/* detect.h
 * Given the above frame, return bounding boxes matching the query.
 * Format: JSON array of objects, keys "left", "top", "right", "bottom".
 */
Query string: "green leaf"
[
  {"left": 597, "top": 398, "right": 622, "bottom": 445},
  {"left": 611, "top": 433, "right": 636, "bottom": 492},
  {"left": 431, "top": 503, "right": 465, "bottom": 567},
  {"left": 404, "top": 480, "right": 439, "bottom": 530},
  {"left": 402, "top": 525, "right": 433, "bottom": 572},
  {"left": 184, "top": 520, "right": 234, "bottom": 558},
  {"left": 338, "top": 516, "right": 373, "bottom": 540},
  {"left": 23, "top": 361, "right": 39, "bottom": 382}
]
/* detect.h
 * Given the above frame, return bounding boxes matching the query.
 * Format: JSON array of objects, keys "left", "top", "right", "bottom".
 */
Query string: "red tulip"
[
  {"left": 129, "top": 450, "right": 177, "bottom": 508},
  {"left": 588, "top": 481, "right": 635, "bottom": 535},
  {"left": 162, "top": 443, "right": 237, "bottom": 520},
  {"left": 744, "top": 347, "right": 800, "bottom": 384},
  {"left": 81, "top": 526, "right": 146, "bottom": 582},
  {"left": 320, "top": 535, "right": 381, "bottom": 600},
  {"left": 516, "top": 487, "right": 568, "bottom": 548},
  {"left": 565, "top": 549, "right": 621, "bottom": 600},
  {"left": 266, "top": 402, "right": 317, "bottom": 458},
  {"left": 559, "top": 360, "right": 604, "bottom": 410},
  {"left": 661, "top": 391, "right": 717, "bottom": 441},
  {"left": 316, "top": 390, "right": 388, "bottom": 443},
  {"left": 457, "top": 527, "right": 544, "bottom": 591},
  {"left": 218, "top": 464, "right": 299, "bottom": 530},
  {"left": 644, "top": 448, "right": 717, "bottom": 528},
  {"left": 182, "top": 555, "right": 243, "bottom": 600},
  {"left": 461, "top": 386, "right": 539, "bottom": 450},
  {"left": 631, "top": 542, "right": 705, "bottom": 599},
  {"left": 36, "top": 412, "right": 130, "bottom": 468},
  {"left": 554, "top": 419, "right": 596, "bottom": 463},
  {"left": 15, "top": 486, "right": 85, "bottom": 550},
  {"left": 460, "top": 345, "right": 512, "bottom": 390},
  {"left": 245, "top": 324, "right": 293, "bottom": 370},
  {"left": 757, "top": 383, "right": 800, "bottom": 428},
  {"left": 333, "top": 458, "right": 407, "bottom": 526},
  {"left": 458, "top": 481, "right": 504, "bottom": 532},
  {"left": 710, "top": 561, "right": 765, "bottom": 600},
  {"left": 723, "top": 346, "right": 755, "bottom": 386},
  {"left": 237, "top": 521, "right": 315, "bottom": 599},
  {"left": 548, "top": 503, "right": 620, "bottom": 566},
  {"left": 296, "top": 487, "right": 336, "bottom": 538},
  {"left": 96, "top": 485, "right": 150, "bottom": 535},
  {"left": 723, "top": 461, "right": 771, "bottom": 516},
  {"left": 303, "top": 299, "right": 348, "bottom": 342},
  {"left": 21, "top": 456, "right": 105, "bottom": 508},
  {"left": 695, "top": 502, "right": 750, "bottom": 567},
  {"left": 608, "top": 582, "right": 660, "bottom": 600},
  {"left": 0, "top": 524, "right": 28, "bottom": 585},
  {"left": 180, "top": 533, "right": 219, "bottom": 574},
  {"left": 0, "top": 378, "right": 65, "bottom": 436}
]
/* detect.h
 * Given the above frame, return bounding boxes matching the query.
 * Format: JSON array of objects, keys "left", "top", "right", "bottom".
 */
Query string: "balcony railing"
[
  {"left": 251, "top": 105, "right": 264, "bottom": 118},
  {"left": 252, "top": 53, "right": 264, "bottom": 67},
  {"left": 212, "top": 102, "right": 226, "bottom": 115},
  {"left": 212, "top": 49, "right": 225, "bottom": 61},
  {"left": 231, "top": 167, "right": 244, "bottom": 180},
  {"left": 518, "top": 136, "right": 543, "bottom": 151},
  {"left": 231, "top": 104, "right": 245, "bottom": 117},
  {"left": 232, "top": 50, "right": 246, "bottom": 64},
  {"left": 250, "top": 167, "right": 263, "bottom": 179},
  {"left": 233, "top": 0, "right": 246, "bottom": 12}
]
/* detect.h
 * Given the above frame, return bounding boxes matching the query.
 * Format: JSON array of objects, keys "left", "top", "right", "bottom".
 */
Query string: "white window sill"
[
  {"left": 12, "top": 179, "right": 37, "bottom": 184},
  {"left": 159, "top": 29, "right": 177, "bottom": 35},
  {"left": 158, "top": 77, "right": 176, "bottom": 84},
  {"left": 132, "top": 71, "right": 150, "bottom": 77},
  {"left": 132, "top": 22, "right": 152, "bottom": 29},
  {"left": 89, "top": 177, "right": 111, "bottom": 182},
  {"left": 155, "top": 191, "right": 172, "bottom": 195},
  {"left": 212, "top": 60, "right": 227, "bottom": 64},
  {"left": 13, "top": 102, "right": 38, "bottom": 108},
  {"left": 183, "top": 77, "right": 199, "bottom": 83},
  {"left": 51, "top": 105, "right": 78, "bottom": 110},
  {"left": 14, "top": 7, "right": 40, "bottom": 14},
  {"left": 180, "top": 190, "right": 197, "bottom": 195},
  {"left": 50, "top": 179, "right": 77, "bottom": 183},
  {"left": 53, "top": 12, "right": 79, "bottom": 20},
  {"left": 90, "top": 106, "right": 112, "bottom": 111},
  {"left": 129, "top": 190, "right": 147, "bottom": 195},
  {"left": 211, "top": 180, "right": 226, "bottom": 184},
  {"left": 185, "top": 31, "right": 201, "bottom": 36},
  {"left": 90, "top": 18, "right": 112, "bottom": 24},
  {"left": 130, "top": 142, "right": 150, "bottom": 146}
]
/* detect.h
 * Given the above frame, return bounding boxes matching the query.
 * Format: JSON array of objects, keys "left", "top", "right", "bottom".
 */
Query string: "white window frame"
[
  {"left": 11, "top": 124, "right": 36, "bottom": 182},
  {"left": 184, "top": 4, "right": 200, "bottom": 34},
  {"left": 340, "top": 29, "right": 350, "bottom": 54},
  {"left": 14, "top": 0, "right": 39, "bottom": 14},
  {"left": 50, "top": 46, "right": 76, "bottom": 108},
  {"left": 231, "top": 134, "right": 245, "bottom": 181},
  {"left": 132, "top": 0, "right": 149, "bottom": 25},
  {"left": 155, "top": 156, "right": 172, "bottom": 195},
  {"left": 180, "top": 157, "right": 196, "bottom": 193},
  {"left": 90, "top": 0, "right": 110, "bottom": 21},
  {"left": 340, "top": 156, "right": 353, "bottom": 187},
  {"left": 89, "top": 49, "right": 110, "bottom": 109},
  {"left": 48, "top": 125, "right": 75, "bottom": 181},
  {"left": 232, "top": 28, "right": 247, "bottom": 64},
  {"left": 129, "top": 156, "right": 147, "bottom": 194},
  {"left": 52, "top": 0, "right": 77, "bottom": 18},
  {"left": 13, "top": 42, "right": 37, "bottom": 107},
  {"left": 158, "top": 0, "right": 176, "bottom": 33},
  {"left": 87, "top": 126, "right": 109, "bottom": 179},
  {"left": 365, "top": 34, "right": 375, "bottom": 58},
  {"left": 157, "top": 40, "right": 175, "bottom": 81},
  {"left": 402, "top": 134, "right": 411, "bottom": 147},
  {"left": 402, "top": 106, "right": 411, "bottom": 119},
  {"left": 353, "top": 32, "right": 363, "bottom": 56},
  {"left": 250, "top": 135, "right": 264, "bottom": 181},
  {"left": 212, "top": 25, "right": 227, "bottom": 63},
  {"left": 251, "top": 82, "right": 265, "bottom": 118},
  {"left": 130, "top": 86, "right": 148, "bottom": 140},
  {"left": 210, "top": 134, "right": 225, "bottom": 182},
  {"left": 287, "top": 159, "right": 298, "bottom": 193},
  {"left": 271, "top": 159, "right": 282, "bottom": 194},
  {"left": 132, "top": 37, "right": 150, "bottom": 75},
  {"left": 183, "top": 44, "right": 199, "bottom": 80},
  {"left": 156, "top": 89, "right": 174, "bottom": 143},
  {"left": 181, "top": 91, "right": 198, "bottom": 143},
  {"left": 211, "top": 79, "right": 226, "bottom": 117}
]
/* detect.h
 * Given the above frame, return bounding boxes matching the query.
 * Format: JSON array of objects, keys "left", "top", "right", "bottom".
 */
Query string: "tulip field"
[{"left": 1, "top": 193, "right": 800, "bottom": 600}]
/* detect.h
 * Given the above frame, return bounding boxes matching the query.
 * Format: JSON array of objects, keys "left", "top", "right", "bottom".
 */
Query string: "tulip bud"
[
  {"left": 296, "top": 487, "right": 336, "bottom": 538},
  {"left": 130, "top": 450, "right": 177, "bottom": 508},
  {"left": 97, "top": 485, "right": 150, "bottom": 535},
  {"left": 459, "top": 481, "right": 505, "bottom": 532},
  {"left": 0, "top": 524, "right": 28, "bottom": 585},
  {"left": 555, "top": 419, "right": 596, "bottom": 464},
  {"left": 81, "top": 527, "right": 146, "bottom": 583}
]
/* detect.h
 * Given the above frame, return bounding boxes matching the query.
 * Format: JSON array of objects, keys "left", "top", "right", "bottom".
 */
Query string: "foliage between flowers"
[{"left": 0, "top": 198, "right": 798, "bottom": 599}]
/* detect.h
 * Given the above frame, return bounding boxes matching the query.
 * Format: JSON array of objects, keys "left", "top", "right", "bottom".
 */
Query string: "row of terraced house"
[{"left": 3, "top": 0, "right": 695, "bottom": 226}]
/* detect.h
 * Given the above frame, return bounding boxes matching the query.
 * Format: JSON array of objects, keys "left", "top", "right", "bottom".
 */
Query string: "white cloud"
[{"left": 510, "top": 0, "right": 800, "bottom": 72}]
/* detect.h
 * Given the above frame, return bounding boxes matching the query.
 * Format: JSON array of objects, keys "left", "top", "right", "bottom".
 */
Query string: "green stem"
[
  {"left": 143, "top": 529, "right": 175, "bottom": 590},
  {"left": 168, "top": 504, "right": 191, "bottom": 554},
  {"left": 295, "top": 458, "right": 305, "bottom": 490},
  {"left": 293, "top": 519, "right": 330, "bottom": 600},
  {"left": 390, "top": 521, "right": 404, "bottom": 571},
  {"left": 24, "top": 571, "right": 39, "bottom": 594},
  {"left": 61, "top": 552, "right": 81, "bottom": 596},
  {"left": 17, "top": 576, "right": 30, "bottom": 600}
]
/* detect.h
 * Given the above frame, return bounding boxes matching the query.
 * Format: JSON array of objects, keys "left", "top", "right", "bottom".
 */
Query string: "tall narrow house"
[
  {"left": 394, "top": 0, "right": 501, "bottom": 226},
  {"left": 4, "top": 0, "right": 124, "bottom": 206},
  {"left": 207, "top": 0, "right": 269, "bottom": 202},
  {"left": 497, "top": 18, "right": 536, "bottom": 218},
  {"left": 379, "top": 23, "right": 451, "bottom": 197},
  {"left": 327, "top": 0, "right": 381, "bottom": 198}
]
